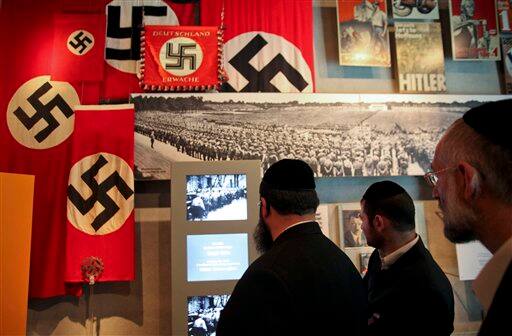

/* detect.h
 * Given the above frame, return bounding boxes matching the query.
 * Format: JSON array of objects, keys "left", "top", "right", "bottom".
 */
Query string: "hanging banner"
[
  {"left": 103, "top": 0, "right": 196, "bottom": 100},
  {"left": 395, "top": 22, "right": 446, "bottom": 93},
  {"left": 497, "top": 0, "right": 512, "bottom": 33},
  {"left": 449, "top": 0, "right": 501, "bottom": 60},
  {"left": 140, "top": 25, "right": 224, "bottom": 91},
  {"left": 503, "top": 36, "right": 512, "bottom": 93},
  {"left": 337, "top": 0, "right": 391, "bottom": 67},
  {"left": 66, "top": 105, "right": 135, "bottom": 284},
  {"left": 391, "top": 0, "right": 439, "bottom": 21},
  {"left": 200, "top": 0, "right": 315, "bottom": 92}
]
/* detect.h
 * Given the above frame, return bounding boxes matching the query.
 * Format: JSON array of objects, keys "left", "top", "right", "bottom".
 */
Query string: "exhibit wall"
[{"left": 0, "top": 0, "right": 508, "bottom": 335}]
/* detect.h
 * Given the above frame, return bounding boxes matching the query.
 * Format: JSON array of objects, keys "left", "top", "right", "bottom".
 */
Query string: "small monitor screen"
[
  {"left": 186, "top": 174, "right": 248, "bottom": 221},
  {"left": 188, "top": 295, "right": 230, "bottom": 336},
  {"left": 187, "top": 233, "right": 248, "bottom": 282}
]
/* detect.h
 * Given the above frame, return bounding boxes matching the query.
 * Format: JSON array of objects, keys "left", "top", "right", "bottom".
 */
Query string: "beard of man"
[
  {"left": 442, "top": 182, "right": 479, "bottom": 243},
  {"left": 254, "top": 208, "right": 273, "bottom": 254}
]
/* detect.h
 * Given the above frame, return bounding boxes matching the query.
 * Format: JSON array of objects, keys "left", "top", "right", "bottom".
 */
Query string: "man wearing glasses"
[
  {"left": 427, "top": 99, "right": 512, "bottom": 336},
  {"left": 360, "top": 181, "right": 454, "bottom": 335}
]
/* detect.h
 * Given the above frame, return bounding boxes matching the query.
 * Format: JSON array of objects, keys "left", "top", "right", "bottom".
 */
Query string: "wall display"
[
  {"left": 315, "top": 204, "right": 331, "bottom": 238},
  {"left": 187, "top": 233, "right": 249, "bottom": 282},
  {"left": 359, "top": 252, "right": 371, "bottom": 276},
  {"left": 391, "top": 0, "right": 439, "bottom": 20},
  {"left": 133, "top": 93, "right": 510, "bottom": 180},
  {"left": 66, "top": 104, "right": 135, "bottom": 284},
  {"left": 395, "top": 22, "right": 446, "bottom": 93},
  {"left": 186, "top": 174, "right": 248, "bottom": 221},
  {"left": 455, "top": 241, "right": 492, "bottom": 281},
  {"left": 449, "top": 0, "right": 501, "bottom": 60},
  {"left": 171, "top": 160, "right": 260, "bottom": 336},
  {"left": 188, "top": 295, "right": 230, "bottom": 336},
  {"left": 497, "top": 0, "right": 512, "bottom": 32},
  {"left": 140, "top": 25, "right": 224, "bottom": 92},
  {"left": 336, "top": 0, "right": 391, "bottom": 67},
  {"left": 200, "top": 0, "right": 314, "bottom": 93},
  {"left": 503, "top": 36, "right": 512, "bottom": 93}
]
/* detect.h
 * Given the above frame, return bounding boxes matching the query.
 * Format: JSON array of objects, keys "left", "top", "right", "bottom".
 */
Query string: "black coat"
[
  {"left": 216, "top": 221, "right": 367, "bottom": 336},
  {"left": 363, "top": 238, "right": 454, "bottom": 336},
  {"left": 478, "top": 261, "right": 512, "bottom": 336}
]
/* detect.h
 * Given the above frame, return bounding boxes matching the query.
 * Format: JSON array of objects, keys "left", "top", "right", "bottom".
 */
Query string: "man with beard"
[
  {"left": 216, "top": 159, "right": 367, "bottom": 336},
  {"left": 361, "top": 181, "right": 454, "bottom": 336},
  {"left": 428, "top": 100, "right": 512, "bottom": 336}
]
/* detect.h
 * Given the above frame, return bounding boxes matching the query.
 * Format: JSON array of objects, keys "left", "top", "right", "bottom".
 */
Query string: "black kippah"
[
  {"left": 362, "top": 180, "right": 408, "bottom": 202},
  {"left": 463, "top": 99, "right": 511, "bottom": 151},
  {"left": 262, "top": 159, "right": 315, "bottom": 191}
]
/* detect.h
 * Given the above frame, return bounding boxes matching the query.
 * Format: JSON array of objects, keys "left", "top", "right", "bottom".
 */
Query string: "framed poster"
[
  {"left": 133, "top": 93, "right": 511, "bottom": 180},
  {"left": 449, "top": 0, "right": 501, "bottom": 60},
  {"left": 391, "top": 0, "right": 439, "bottom": 20},
  {"left": 395, "top": 22, "right": 446, "bottom": 93},
  {"left": 336, "top": 0, "right": 391, "bottom": 67},
  {"left": 497, "top": 0, "right": 512, "bottom": 32},
  {"left": 503, "top": 36, "right": 512, "bottom": 93}
]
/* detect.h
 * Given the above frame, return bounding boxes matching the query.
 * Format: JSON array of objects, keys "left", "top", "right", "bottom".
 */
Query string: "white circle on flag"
[
  {"left": 159, "top": 37, "right": 203, "bottom": 76},
  {"left": 105, "top": 0, "right": 179, "bottom": 74},
  {"left": 67, "top": 152, "right": 134, "bottom": 236},
  {"left": 224, "top": 31, "right": 313, "bottom": 92},
  {"left": 6, "top": 75, "right": 79, "bottom": 150},
  {"left": 67, "top": 30, "right": 95, "bottom": 56}
]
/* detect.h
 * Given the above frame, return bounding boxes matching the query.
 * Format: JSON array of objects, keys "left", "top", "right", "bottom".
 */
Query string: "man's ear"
[
  {"left": 261, "top": 197, "right": 269, "bottom": 218},
  {"left": 457, "top": 161, "right": 481, "bottom": 201},
  {"left": 373, "top": 214, "right": 386, "bottom": 233}
]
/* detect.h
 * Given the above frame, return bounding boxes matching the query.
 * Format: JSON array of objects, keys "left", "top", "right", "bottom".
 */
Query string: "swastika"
[
  {"left": 106, "top": 5, "right": 167, "bottom": 61},
  {"left": 68, "top": 154, "right": 134, "bottom": 232},
  {"left": 164, "top": 42, "right": 197, "bottom": 70},
  {"left": 68, "top": 31, "right": 93, "bottom": 54},
  {"left": 225, "top": 34, "right": 309, "bottom": 92},
  {"left": 13, "top": 81, "right": 74, "bottom": 143}
]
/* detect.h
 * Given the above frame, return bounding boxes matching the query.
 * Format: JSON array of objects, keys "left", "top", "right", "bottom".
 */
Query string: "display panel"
[
  {"left": 187, "top": 233, "right": 249, "bottom": 282},
  {"left": 188, "top": 295, "right": 230, "bottom": 336},
  {"left": 391, "top": 0, "right": 439, "bottom": 20},
  {"left": 186, "top": 174, "right": 248, "bottom": 221},
  {"left": 341, "top": 209, "right": 368, "bottom": 248}
]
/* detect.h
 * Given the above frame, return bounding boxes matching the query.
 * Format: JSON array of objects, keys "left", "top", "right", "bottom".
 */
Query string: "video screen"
[
  {"left": 187, "top": 233, "right": 248, "bottom": 282},
  {"left": 186, "top": 174, "right": 247, "bottom": 221},
  {"left": 188, "top": 295, "right": 230, "bottom": 336}
]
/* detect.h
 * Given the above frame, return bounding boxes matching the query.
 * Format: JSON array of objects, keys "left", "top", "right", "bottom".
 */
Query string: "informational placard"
[
  {"left": 391, "top": 0, "right": 439, "bottom": 20},
  {"left": 456, "top": 241, "right": 492, "bottom": 281},
  {"left": 336, "top": 0, "right": 391, "bottom": 67},
  {"left": 449, "top": 0, "right": 501, "bottom": 60},
  {"left": 187, "top": 233, "right": 249, "bottom": 282},
  {"left": 395, "top": 22, "right": 446, "bottom": 93}
]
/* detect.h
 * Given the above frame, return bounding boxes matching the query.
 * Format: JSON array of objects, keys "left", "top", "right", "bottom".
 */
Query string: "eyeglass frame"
[{"left": 423, "top": 166, "right": 456, "bottom": 187}]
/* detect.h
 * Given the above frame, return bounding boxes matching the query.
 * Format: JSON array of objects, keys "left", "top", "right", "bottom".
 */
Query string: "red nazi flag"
[{"left": 65, "top": 105, "right": 135, "bottom": 284}]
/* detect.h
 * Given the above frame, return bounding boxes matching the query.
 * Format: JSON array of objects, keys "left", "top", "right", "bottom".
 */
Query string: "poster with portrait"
[
  {"left": 336, "top": 0, "right": 391, "bottom": 67},
  {"left": 502, "top": 36, "right": 512, "bottom": 93},
  {"left": 395, "top": 22, "right": 446, "bottom": 93},
  {"left": 449, "top": 0, "right": 501, "bottom": 60},
  {"left": 497, "top": 0, "right": 512, "bottom": 32},
  {"left": 341, "top": 209, "right": 367, "bottom": 248},
  {"left": 391, "top": 0, "right": 439, "bottom": 20}
]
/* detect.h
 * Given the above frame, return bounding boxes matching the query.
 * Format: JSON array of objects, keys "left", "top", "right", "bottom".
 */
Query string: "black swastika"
[
  {"left": 13, "top": 81, "right": 74, "bottom": 143},
  {"left": 69, "top": 31, "right": 93, "bottom": 54},
  {"left": 164, "top": 43, "right": 197, "bottom": 70},
  {"left": 106, "top": 5, "right": 167, "bottom": 60},
  {"left": 68, "top": 155, "right": 134, "bottom": 232},
  {"left": 225, "top": 34, "right": 309, "bottom": 92}
]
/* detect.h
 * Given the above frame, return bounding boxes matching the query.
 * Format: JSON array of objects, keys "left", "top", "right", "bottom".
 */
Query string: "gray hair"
[{"left": 440, "top": 119, "right": 512, "bottom": 204}]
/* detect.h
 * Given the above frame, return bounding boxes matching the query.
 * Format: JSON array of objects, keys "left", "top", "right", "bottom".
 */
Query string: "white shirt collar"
[
  {"left": 473, "top": 236, "right": 512, "bottom": 312},
  {"left": 379, "top": 235, "right": 419, "bottom": 270}
]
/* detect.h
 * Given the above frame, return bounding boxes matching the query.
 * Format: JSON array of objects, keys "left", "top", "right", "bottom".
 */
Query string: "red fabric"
[
  {"left": 141, "top": 25, "right": 220, "bottom": 90},
  {"left": 65, "top": 105, "right": 135, "bottom": 283},
  {"left": 51, "top": 14, "right": 105, "bottom": 82},
  {"left": 200, "top": 0, "right": 315, "bottom": 92}
]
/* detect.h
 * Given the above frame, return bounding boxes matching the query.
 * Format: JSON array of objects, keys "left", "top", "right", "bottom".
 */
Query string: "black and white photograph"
[
  {"left": 342, "top": 209, "right": 368, "bottom": 248},
  {"left": 186, "top": 174, "right": 247, "bottom": 221},
  {"left": 188, "top": 295, "right": 230, "bottom": 336},
  {"left": 132, "top": 93, "right": 507, "bottom": 180}
]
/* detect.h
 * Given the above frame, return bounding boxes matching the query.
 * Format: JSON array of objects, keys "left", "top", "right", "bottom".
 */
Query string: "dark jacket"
[
  {"left": 216, "top": 221, "right": 367, "bottom": 336},
  {"left": 478, "top": 261, "right": 512, "bottom": 336},
  {"left": 363, "top": 237, "right": 454, "bottom": 336}
]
